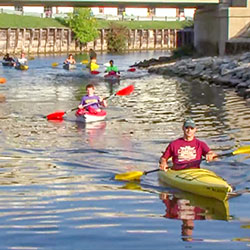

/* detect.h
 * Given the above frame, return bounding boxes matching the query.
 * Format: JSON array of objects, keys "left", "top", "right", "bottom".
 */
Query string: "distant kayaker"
[
  {"left": 159, "top": 118, "right": 217, "bottom": 171},
  {"left": 77, "top": 84, "right": 107, "bottom": 113},
  {"left": 89, "top": 49, "right": 97, "bottom": 61},
  {"left": 16, "top": 52, "right": 28, "bottom": 66},
  {"left": 64, "top": 54, "right": 76, "bottom": 64},
  {"left": 105, "top": 60, "right": 120, "bottom": 75},
  {"left": 89, "top": 60, "right": 99, "bottom": 72},
  {"left": 3, "top": 53, "right": 15, "bottom": 63}
]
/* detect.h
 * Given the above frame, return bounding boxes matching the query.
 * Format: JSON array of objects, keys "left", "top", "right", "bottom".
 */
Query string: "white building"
[{"left": 0, "top": 5, "right": 195, "bottom": 20}]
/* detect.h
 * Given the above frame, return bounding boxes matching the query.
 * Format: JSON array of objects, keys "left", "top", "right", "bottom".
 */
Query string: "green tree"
[
  {"left": 66, "top": 8, "right": 99, "bottom": 44},
  {"left": 106, "top": 22, "right": 128, "bottom": 53}
]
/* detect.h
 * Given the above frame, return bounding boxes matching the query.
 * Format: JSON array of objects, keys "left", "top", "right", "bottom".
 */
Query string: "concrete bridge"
[{"left": 1, "top": 0, "right": 249, "bottom": 55}]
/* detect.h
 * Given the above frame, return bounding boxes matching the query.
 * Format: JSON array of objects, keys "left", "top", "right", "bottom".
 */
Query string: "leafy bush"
[
  {"left": 106, "top": 22, "right": 128, "bottom": 53},
  {"left": 66, "top": 8, "right": 99, "bottom": 44}
]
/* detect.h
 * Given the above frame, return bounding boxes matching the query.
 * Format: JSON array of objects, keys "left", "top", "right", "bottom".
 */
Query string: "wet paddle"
[
  {"left": 46, "top": 84, "right": 135, "bottom": 121},
  {"left": 51, "top": 58, "right": 89, "bottom": 67},
  {"left": 127, "top": 68, "right": 136, "bottom": 72},
  {"left": 51, "top": 62, "right": 59, "bottom": 67},
  {"left": 114, "top": 145, "right": 250, "bottom": 181},
  {"left": 51, "top": 62, "right": 83, "bottom": 67}
]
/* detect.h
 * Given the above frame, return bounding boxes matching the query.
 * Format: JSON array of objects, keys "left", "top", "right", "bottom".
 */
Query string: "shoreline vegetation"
[
  {"left": 0, "top": 13, "right": 193, "bottom": 30},
  {"left": 0, "top": 12, "right": 193, "bottom": 55},
  {"left": 1, "top": 13, "right": 249, "bottom": 100}
]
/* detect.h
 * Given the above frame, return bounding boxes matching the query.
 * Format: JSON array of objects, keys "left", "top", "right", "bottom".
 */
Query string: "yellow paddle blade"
[
  {"left": 233, "top": 145, "right": 250, "bottom": 155},
  {"left": 115, "top": 171, "right": 144, "bottom": 181},
  {"left": 28, "top": 56, "right": 35, "bottom": 60},
  {"left": 81, "top": 60, "right": 89, "bottom": 64},
  {"left": 104, "top": 62, "right": 110, "bottom": 67},
  {"left": 52, "top": 62, "right": 59, "bottom": 67}
]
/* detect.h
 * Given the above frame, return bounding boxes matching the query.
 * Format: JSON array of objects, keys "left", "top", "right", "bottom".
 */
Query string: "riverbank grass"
[
  {"left": 0, "top": 13, "right": 193, "bottom": 29},
  {"left": 0, "top": 13, "right": 65, "bottom": 28}
]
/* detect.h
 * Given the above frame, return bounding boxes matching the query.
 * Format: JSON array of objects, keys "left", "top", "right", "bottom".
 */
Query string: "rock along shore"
[{"left": 133, "top": 52, "right": 250, "bottom": 100}]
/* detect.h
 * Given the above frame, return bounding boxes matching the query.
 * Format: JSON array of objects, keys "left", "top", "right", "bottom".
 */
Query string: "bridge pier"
[{"left": 194, "top": 0, "right": 250, "bottom": 56}]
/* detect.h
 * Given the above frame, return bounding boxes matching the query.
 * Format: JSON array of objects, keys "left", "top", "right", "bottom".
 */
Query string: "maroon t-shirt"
[{"left": 162, "top": 137, "right": 210, "bottom": 170}]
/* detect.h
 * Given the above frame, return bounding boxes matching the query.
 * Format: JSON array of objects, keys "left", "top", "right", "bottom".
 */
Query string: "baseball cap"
[{"left": 183, "top": 118, "right": 196, "bottom": 128}]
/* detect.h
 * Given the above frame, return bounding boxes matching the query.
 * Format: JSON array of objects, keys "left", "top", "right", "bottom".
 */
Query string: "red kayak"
[
  {"left": 104, "top": 72, "right": 120, "bottom": 82},
  {"left": 75, "top": 108, "right": 106, "bottom": 123}
]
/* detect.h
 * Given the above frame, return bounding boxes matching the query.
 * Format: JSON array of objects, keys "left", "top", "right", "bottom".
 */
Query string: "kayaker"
[
  {"left": 16, "top": 52, "right": 28, "bottom": 66},
  {"left": 159, "top": 118, "right": 217, "bottom": 171},
  {"left": 64, "top": 54, "right": 76, "bottom": 64},
  {"left": 89, "top": 49, "right": 97, "bottom": 61},
  {"left": 77, "top": 84, "right": 107, "bottom": 113},
  {"left": 89, "top": 60, "right": 99, "bottom": 72},
  {"left": 3, "top": 53, "right": 15, "bottom": 63},
  {"left": 105, "top": 60, "right": 120, "bottom": 76}
]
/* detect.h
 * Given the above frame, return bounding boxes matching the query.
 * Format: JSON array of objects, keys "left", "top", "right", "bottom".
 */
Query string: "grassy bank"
[
  {"left": 96, "top": 20, "right": 193, "bottom": 29},
  {"left": 0, "top": 13, "right": 193, "bottom": 29},
  {"left": 0, "top": 13, "right": 65, "bottom": 28}
]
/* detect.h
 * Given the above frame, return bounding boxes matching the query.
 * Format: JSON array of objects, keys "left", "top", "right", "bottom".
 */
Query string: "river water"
[{"left": 0, "top": 51, "right": 249, "bottom": 250}]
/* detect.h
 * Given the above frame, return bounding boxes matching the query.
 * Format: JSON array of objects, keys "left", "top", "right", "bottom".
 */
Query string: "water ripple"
[{"left": 0, "top": 52, "right": 249, "bottom": 249}]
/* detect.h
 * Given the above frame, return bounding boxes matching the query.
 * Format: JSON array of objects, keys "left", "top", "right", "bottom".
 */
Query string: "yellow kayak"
[
  {"left": 158, "top": 168, "right": 232, "bottom": 201},
  {"left": 15, "top": 64, "right": 29, "bottom": 70}
]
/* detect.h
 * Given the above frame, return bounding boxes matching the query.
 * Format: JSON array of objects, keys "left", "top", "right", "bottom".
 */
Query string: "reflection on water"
[
  {"left": 160, "top": 191, "right": 229, "bottom": 242},
  {"left": 0, "top": 51, "right": 249, "bottom": 249},
  {"left": 121, "top": 181, "right": 230, "bottom": 242}
]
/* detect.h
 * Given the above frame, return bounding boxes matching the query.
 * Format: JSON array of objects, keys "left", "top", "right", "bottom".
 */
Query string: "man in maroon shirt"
[{"left": 159, "top": 118, "right": 217, "bottom": 171}]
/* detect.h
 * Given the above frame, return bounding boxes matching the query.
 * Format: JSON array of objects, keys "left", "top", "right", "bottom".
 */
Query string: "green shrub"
[
  {"left": 66, "top": 8, "right": 99, "bottom": 44},
  {"left": 106, "top": 22, "right": 128, "bottom": 53}
]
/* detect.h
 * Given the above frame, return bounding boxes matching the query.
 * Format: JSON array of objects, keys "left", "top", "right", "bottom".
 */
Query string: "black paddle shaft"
[
  {"left": 144, "top": 169, "right": 160, "bottom": 175},
  {"left": 142, "top": 150, "right": 236, "bottom": 176}
]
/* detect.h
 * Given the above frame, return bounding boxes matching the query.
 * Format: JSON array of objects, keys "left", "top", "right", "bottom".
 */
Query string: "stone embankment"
[{"left": 133, "top": 52, "right": 250, "bottom": 99}]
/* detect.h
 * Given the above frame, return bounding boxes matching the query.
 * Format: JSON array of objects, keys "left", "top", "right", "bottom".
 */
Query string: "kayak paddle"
[
  {"left": 114, "top": 145, "right": 250, "bottom": 181},
  {"left": 28, "top": 56, "right": 35, "bottom": 60},
  {"left": 51, "top": 62, "right": 59, "bottom": 67},
  {"left": 81, "top": 59, "right": 89, "bottom": 64},
  {"left": 46, "top": 107, "right": 78, "bottom": 120},
  {"left": 51, "top": 62, "right": 82, "bottom": 67},
  {"left": 46, "top": 84, "right": 134, "bottom": 121},
  {"left": 127, "top": 68, "right": 136, "bottom": 72}
]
